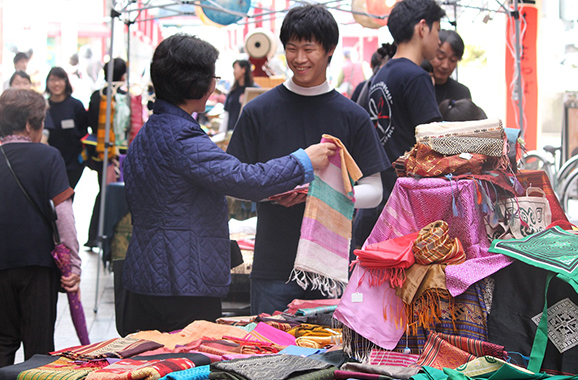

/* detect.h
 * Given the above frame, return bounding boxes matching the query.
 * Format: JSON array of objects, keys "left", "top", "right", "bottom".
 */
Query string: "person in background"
[
  {"left": 44, "top": 67, "right": 90, "bottom": 189},
  {"left": 429, "top": 29, "right": 472, "bottom": 104},
  {"left": 0, "top": 89, "right": 80, "bottom": 367},
  {"left": 3, "top": 52, "right": 30, "bottom": 91},
  {"left": 352, "top": 43, "right": 397, "bottom": 107},
  {"left": 222, "top": 60, "right": 256, "bottom": 131},
  {"left": 121, "top": 33, "right": 336, "bottom": 334},
  {"left": 439, "top": 98, "right": 487, "bottom": 121},
  {"left": 8, "top": 71, "right": 32, "bottom": 89},
  {"left": 227, "top": 4, "right": 388, "bottom": 315},
  {"left": 354, "top": 0, "right": 445, "bottom": 248},
  {"left": 84, "top": 58, "right": 127, "bottom": 249},
  {"left": 336, "top": 48, "right": 366, "bottom": 98}
]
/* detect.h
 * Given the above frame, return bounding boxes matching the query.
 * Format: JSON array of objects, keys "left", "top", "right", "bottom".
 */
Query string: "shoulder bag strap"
[{"left": 0, "top": 143, "right": 61, "bottom": 243}]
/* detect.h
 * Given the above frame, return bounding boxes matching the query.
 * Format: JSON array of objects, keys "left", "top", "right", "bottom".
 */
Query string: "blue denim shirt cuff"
[{"left": 290, "top": 148, "right": 314, "bottom": 183}]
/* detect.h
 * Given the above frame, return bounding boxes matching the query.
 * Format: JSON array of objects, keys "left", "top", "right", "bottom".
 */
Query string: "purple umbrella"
[{"left": 51, "top": 240, "right": 91, "bottom": 346}]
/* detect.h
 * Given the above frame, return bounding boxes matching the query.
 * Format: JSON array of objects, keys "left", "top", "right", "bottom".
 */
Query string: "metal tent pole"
[
  {"left": 513, "top": 0, "right": 525, "bottom": 139},
  {"left": 94, "top": 6, "right": 121, "bottom": 313}
]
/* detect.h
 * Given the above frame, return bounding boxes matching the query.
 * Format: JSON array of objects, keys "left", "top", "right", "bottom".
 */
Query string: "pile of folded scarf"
[{"left": 394, "top": 118, "right": 510, "bottom": 178}]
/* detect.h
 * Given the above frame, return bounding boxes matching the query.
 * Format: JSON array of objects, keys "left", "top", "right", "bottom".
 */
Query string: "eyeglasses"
[{"left": 213, "top": 76, "right": 221, "bottom": 81}]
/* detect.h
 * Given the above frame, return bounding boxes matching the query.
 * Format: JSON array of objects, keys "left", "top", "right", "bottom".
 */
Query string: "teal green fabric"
[
  {"left": 411, "top": 364, "right": 578, "bottom": 380},
  {"left": 488, "top": 227, "right": 578, "bottom": 293}
]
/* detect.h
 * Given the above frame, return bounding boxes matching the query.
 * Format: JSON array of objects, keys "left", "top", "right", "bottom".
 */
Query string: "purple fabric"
[
  {"left": 366, "top": 177, "right": 513, "bottom": 296},
  {"left": 51, "top": 243, "right": 90, "bottom": 345}
]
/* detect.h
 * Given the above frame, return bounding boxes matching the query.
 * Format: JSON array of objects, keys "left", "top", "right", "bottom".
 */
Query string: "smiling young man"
[
  {"left": 353, "top": 0, "right": 445, "bottom": 246},
  {"left": 227, "top": 4, "right": 389, "bottom": 315},
  {"left": 430, "top": 29, "right": 472, "bottom": 104}
]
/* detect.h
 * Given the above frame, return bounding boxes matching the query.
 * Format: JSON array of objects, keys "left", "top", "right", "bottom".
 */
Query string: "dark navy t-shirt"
[
  {"left": 368, "top": 58, "right": 442, "bottom": 164},
  {"left": 227, "top": 85, "right": 389, "bottom": 281},
  {"left": 0, "top": 142, "right": 72, "bottom": 271}
]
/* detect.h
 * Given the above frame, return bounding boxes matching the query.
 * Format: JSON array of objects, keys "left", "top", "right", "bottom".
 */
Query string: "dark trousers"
[
  {"left": 87, "top": 167, "right": 103, "bottom": 246},
  {"left": 0, "top": 266, "right": 60, "bottom": 368}
]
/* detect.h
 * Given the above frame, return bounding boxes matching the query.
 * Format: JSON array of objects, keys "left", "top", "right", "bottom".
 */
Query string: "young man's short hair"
[
  {"left": 279, "top": 4, "right": 339, "bottom": 56},
  {"left": 387, "top": 0, "right": 446, "bottom": 44},
  {"left": 439, "top": 29, "right": 465, "bottom": 60}
]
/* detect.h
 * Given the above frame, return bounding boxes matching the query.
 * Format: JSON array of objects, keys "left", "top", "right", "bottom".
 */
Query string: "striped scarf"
[{"left": 290, "top": 134, "right": 363, "bottom": 298}]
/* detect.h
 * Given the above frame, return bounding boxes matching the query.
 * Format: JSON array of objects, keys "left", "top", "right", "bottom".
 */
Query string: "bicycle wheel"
[
  {"left": 521, "top": 152, "right": 554, "bottom": 184},
  {"left": 556, "top": 154, "right": 578, "bottom": 191},
  {"left": 560, "top": 168, "right": 578, "bottom": 216}
]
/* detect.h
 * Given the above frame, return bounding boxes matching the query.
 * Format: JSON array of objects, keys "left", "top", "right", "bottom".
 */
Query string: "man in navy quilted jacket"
[
  {"left": 121, "top": 33, "right": 337, "bottom": 334},
  {"left": 227, "top": 4, "right": 390, "bottom": 315}
]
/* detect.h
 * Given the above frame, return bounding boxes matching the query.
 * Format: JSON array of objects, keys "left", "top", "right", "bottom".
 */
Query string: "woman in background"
[
  {"left": 45, "top": 67, "right": 89, "bottom": 189},
  {"left": 0, "top": 89, "right": 80, "bottom": 367},
  {"left": 9, "top": 71, "right": 32, "bottom": 89},
  {"left": 222, "top": 60, "right": 255, "bottom": 131}
]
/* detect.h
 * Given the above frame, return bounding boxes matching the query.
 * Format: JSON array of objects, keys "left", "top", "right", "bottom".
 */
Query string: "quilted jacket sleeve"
[{"left": 175, "top": 131, "right": 307, "bottom": 202}]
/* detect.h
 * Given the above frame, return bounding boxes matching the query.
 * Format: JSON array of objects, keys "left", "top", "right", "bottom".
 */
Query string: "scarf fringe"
[
  {"left": 341, "top": 324, "right": 377, "bottom": 363},
  {"left": 289, "top": 269, "right": 346, "bottom": 298},
  {"left": 365, "top": 267, "right": 407, "bottom": 288},
  {"left": 404, "top": 289, "right": 453, "bottom": 335}
]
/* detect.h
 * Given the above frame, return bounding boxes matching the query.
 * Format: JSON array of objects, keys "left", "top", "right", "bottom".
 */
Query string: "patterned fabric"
[
  {"left": 413, "top": 220, "right": 466, "bottom": 265},
  {"left": 291, "top": 135, "right": 363, "bottom": 297},
  {"left": 286, "top": 299, "right": 341, "bottom": 315},
  {"left": 453, "top": 356, "right": 530, "bottom": 378},
  {"left": 426, "top": 136, "right": 505, "bottom": 157},
  {"left": 209, "top": 354, "right": 332, "bottom": 380},
  {"left": 353, "top": 232, "right": 419, "bottom": 288},
  {"left": 488, "top": 227, "right": 578, "bottom": 292},
  {"left": 395, "top": 264, "right": 450, "bottom": 334},
  {"left": 405, "top": 143, "right": 487, "bottom": 178},
  {"left": 96, "top": 95, "right": 116, "bottom": 160},
  {"left": 531, "top": 297, "right": 578, "bottom": 354},
  {"left": 50, "top": 337, "right": 164, "bottom": 361},
  {"left": 242, "top": 322, "right": 296, "bottom": 347},
  {"left": 86, "top": 357, "right": 195, "bottom": 380},
  {"left": 340, "top": 362, "right": 420, "bottom": 379},
  {"left": 333, "top": 370, "right": 387, "bottom": 379},
  {"left": 368, "top": 349, "right": 419, "bottom": 366},
  {"left": 415, "top": 118, "right": 504, "bottom": 142},
  {"left": 17, "top": 357, "right": 102, "bottom": 380},
  {"left": 394, "top": 279, "right": 490, "bottom": 354},
  {"left": 295, "top": 305, "right": 338, "bottom": 316},
  {"left": 159, "top": 365, "right": 211, "bottom": 380},
  {"left": 517, "top": 170, "right": 567, "bottom": 223},
  {"left": 416, "top": 331, "right": 507, "bottom": 370},
  {"left": 366, "top": 177, "right": 513, "bottom": 297},
  {"left": 287, "top": 324, "right": 342, "bottom": 348}
]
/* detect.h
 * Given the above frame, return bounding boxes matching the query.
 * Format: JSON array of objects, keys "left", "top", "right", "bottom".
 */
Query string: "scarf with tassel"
[
  {"left": 290, "top": 134, "right": 363, "bottom": 298},
  {"left": 395, "top": 220, "right": 465, "bottom": 335},
  {"left": 352, "top": 232, "right": 419, "bottom": 288}
]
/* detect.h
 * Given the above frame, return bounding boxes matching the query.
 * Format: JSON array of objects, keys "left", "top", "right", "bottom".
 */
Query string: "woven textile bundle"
[
  {"left": 291, "top": 134, "right": 363, "bottom": 298},
  {"left": 412, "top": 220, "right": 466, "bottom": 265}
]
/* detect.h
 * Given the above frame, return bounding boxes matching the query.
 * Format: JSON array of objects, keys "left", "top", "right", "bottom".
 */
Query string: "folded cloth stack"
[{"left": 395, "top": 118, "right": 509, "bottom": 178}]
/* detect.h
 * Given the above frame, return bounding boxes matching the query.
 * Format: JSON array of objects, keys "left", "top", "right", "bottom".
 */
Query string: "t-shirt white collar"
[{"left": 283, "top": 78, "right": 333, "bottom": 96}]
